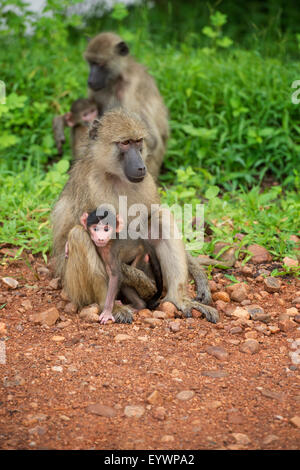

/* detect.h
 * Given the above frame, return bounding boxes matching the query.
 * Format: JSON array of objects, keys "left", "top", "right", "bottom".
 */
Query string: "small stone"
[
  {"left": 21, "top": 300, "right": 32, "bottom": 310},
  {"left": 191, "top": 309, "right": 203, "bottom": 319},
  {"left": 286, "top": 307, "right": 298, "bottom": 317},
  {"left": 239, "top": 339, "right": 259, "bottom": 354},
  {"left": 232, "top": 433, "right": 251, "bottom": 446},
  {"left": 51, "top": 366, "right": 63, "bottom": 372},
  {"left": 169, "top": 321, "right": 180, "bottom": 333},
  {"left": 215, "top": 300, "right": 227, "bottom": 313},
  {"left": 161, "top": 435, "right": 174, "bottom": 443},
  {"left": 57, "top": 320, "right": 72, "bottom": 329},
  {"left": 64, "top": 302, "right": 78, "bottom": 314},
  {"left": 146, "top": 390, "right": 161, "bottom": 405},
  {"left": 213, "top": 243, "right": 237, "bottom": 267},
  {"left": 176, "top": 390, "right": 195, "bottom": 401},
  {"left": 246, "top": 304, "right": 264, "bottom": 320},
  {"left": 29, "top": 307, "right": 60, "bottom": 326},
  {"left": 152, "top": 310, "right": 167, "bottom": 320},
  {"left": 262, "top": 434, "right": 279, "bottom": 446},
  {"left": 268, "top": 325, "right": 280, "bottom": 334},
  {"left": 201, "top": 370, "right": 228, "bottom": 378},
  {"left": 206, "top": 345, "right": 228, "bottom": 361},
  {"left": 60, "top": 289, "right": 70, "bottom": 301},
  {"left": 258, "top": 388, "right": 283, "bottom": 402},
  {"left": 152, "top": 406, "right": 166, "bottom": 421},
  {"left": 36, "top": 266, "right": 50, "bottom": 277},
  {"left": 292, "top": 297, "right": 300, "bottom": 305},
  {"left": 232, "top": 307, "right": 250, "bottom": 320},
  {"left": 283, "top": 257, "right": 298, "bottom": 267},
  {"left": 51, "top": 336, "right": 65, "bottom": 342},
  {"left": 289, "top": 416, "right": 300, "bottom": 428},
  {"left": 278, "top": 318, "right": 296, "bottom": 332},
  {"left": 114, "top": 334, "right": 132, "bottom": 342},
  {"left": 158, "top": 302, "right": 177, "bottom": 318},
  {"left": 28, "top": 426, "right": 47, "bottom": 436},
  {"left": 86, "top": 404, "right": 116, "bottom": 418},
  {"left": 226, "top": 283, "right": 248, "bottom": 303},
  {"left": 227, "top": 409, "right": 244, "bottom": 424},
  {"left": 59, "top": 415, "right": 71, "bottom": 421},
  {"left": 263, "top": 277, "right": 281, "bottom": 293},
  {"left": 124, "top": 405, "right": 145, "bottom": 418},
  {"left": 0, "top": 322, "right": 7, "bottom": 336},
  {"left": 2, "top": 277, "right": 19, "bottom": 289},
  {"left": 48, "top": 278, "right": 61, "bottom": 290},
  {"left": 245, "top": 331, "right": 258, "bottom": 339},
  {"left": 79, "top": 304, "right": 100, "bottom": 322},
  {"left": 138, "top": 309, "right": 153, "bottom": 318},
  {"left": 248, "top": 244, "right": 272, "bottom": 264},
  {"left": 294, "top": 314, "right": 300, "bottom": 324},
  {"left": 143, "top": 318, "right": 161, "bottom": 328},
  {"left": 208, "top": 280, "right": 218, "bottom": 293},
  {"left": 212, "top": 291, "right": 230, "bottom": 302},
  {"left": 206, "top": 400, "right": 222, "bottom": 409},
  {"left": 229, "top": 326, "right": 243, "bottom": 335},
  {"left": 241, "top": 265, "right": 253, "bottom": 275}
]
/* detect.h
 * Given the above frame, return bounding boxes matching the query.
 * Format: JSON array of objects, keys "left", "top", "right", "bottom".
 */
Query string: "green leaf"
[
  {"left": 205, "top": 186, "right": 220, "bottom": 199},
  {"left": 110, "top": 3, "right": 129, "bottom": 21},
  {"left": 202, "top": 26, "right": 218, "bottom": 39},
  {"left": 216, "top": 37, "right": 233, "bottom": 48},
  {"left": 210, "top": 11, "right": 227, "bottom": 27}
]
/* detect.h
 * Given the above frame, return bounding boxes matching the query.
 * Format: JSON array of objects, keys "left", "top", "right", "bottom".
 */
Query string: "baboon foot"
[
  {"left": 113, "top": 305, "right": 134, "bottom": 324},
  {"left": 171, "top": 298, "right": 219, "bottom": 324}
]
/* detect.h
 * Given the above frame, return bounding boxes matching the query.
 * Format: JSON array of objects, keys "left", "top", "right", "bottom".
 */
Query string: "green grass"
[{"left": 0, "top": 1, "right": 299, "bottom": 268}]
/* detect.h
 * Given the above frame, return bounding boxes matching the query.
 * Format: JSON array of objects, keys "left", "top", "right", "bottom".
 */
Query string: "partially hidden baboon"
[
  {"left": 53, "top": 98, "right": 98, "bottom": 158},
  {"left": 52, "top": 108, "right": 218, "bottom": 324},
  {"left": 84, "top": 32, "right": 169, "bottom": 179},
  {"left": 78, "top": 207, "right": 163, "bottom": 323}
]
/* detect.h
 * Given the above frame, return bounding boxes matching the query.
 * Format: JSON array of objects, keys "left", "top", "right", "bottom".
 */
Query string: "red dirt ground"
[{"left": 0, "top": 253, "right": 299, "bottom": 450}]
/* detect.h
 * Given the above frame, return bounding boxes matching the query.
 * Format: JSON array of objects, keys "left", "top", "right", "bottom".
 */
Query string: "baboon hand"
[
  {"left": 99, "top": 310, "right": 115, "bottom": 324},
  {"left": 171, "top": 297, "right": 219, "bottom": 324}
]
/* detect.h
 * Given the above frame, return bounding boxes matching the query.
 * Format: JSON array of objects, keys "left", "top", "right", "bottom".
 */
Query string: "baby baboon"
[
  {"left": 79, "top": 207, "right": 163, "bottom": 323},
  {"left": 53, "top": 98, "right": 98, "bottom": 158},
  {"left": 84, "top": 32, "right": 169, "bottom": 179},
  {"left": 52, "top": 108, "right": 218, "bottom": 324}
]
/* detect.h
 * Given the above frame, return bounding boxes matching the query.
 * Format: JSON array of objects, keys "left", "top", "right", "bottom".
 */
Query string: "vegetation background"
[{"left": 0, "top": 0, "right": 299, "bottom": 273}]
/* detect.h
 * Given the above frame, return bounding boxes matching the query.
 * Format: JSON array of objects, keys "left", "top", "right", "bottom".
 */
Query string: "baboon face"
[
  {"left": 90, "top": 109, "right": 148, "bottom": 183},
  {"left": 85, "top": 33, "right": 130, "bottom": 91}
]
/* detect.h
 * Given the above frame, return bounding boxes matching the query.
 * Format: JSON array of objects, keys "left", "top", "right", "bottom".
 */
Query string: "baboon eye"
[
  {"left": 121, "top": 140, "right": 130, "bottom": 145},
  {"left": 136, "top": 138, "right": 143, "bottom": 144}
]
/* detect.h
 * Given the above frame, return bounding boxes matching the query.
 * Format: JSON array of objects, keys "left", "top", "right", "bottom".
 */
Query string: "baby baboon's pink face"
[{"left": 89, "top": 223, "right": 113, "bottom": 248}]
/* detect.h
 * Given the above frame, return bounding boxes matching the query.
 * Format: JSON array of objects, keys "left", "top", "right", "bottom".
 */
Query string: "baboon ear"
[
  {"left": 116, "top": 41, "right": 129, "bottom": 56},
  {"left": 89, "top": 119, "right": 101, "bottom": 140}
]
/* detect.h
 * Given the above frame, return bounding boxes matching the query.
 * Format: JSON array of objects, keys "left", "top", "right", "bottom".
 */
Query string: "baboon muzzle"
[
  {"left": 88, "top": 64, "right": 108, "bottom": 91},
  {"left": 123, "top": 147, "right": 147, "bottom": 183}
]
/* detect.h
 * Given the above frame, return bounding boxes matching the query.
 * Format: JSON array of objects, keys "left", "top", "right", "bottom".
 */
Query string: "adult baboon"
[
  {"left": 52, "top": 109, "right": 218, "bottom": 324},
  {"left": 84, "top": 32, "right": 169, "bottom": 179}
]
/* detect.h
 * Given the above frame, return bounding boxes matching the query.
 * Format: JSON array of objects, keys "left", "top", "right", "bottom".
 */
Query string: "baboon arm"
[
  {"left": 186, "top": 252, "right": 212, "bottom": 305},
  {"left": 53, "top": 115, "right": 66, "bottom": 155}
]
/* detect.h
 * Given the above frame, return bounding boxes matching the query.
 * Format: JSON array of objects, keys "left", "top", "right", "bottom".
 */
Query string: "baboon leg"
[
  {"left": 121, "top": 286, "right": 146, "bottom": 310},
  {"left": 154, "top": 210, "right": 219, "bottom": 324},
  {"left": 186, "top": 252, "right": 212, "bottom": 305}
]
